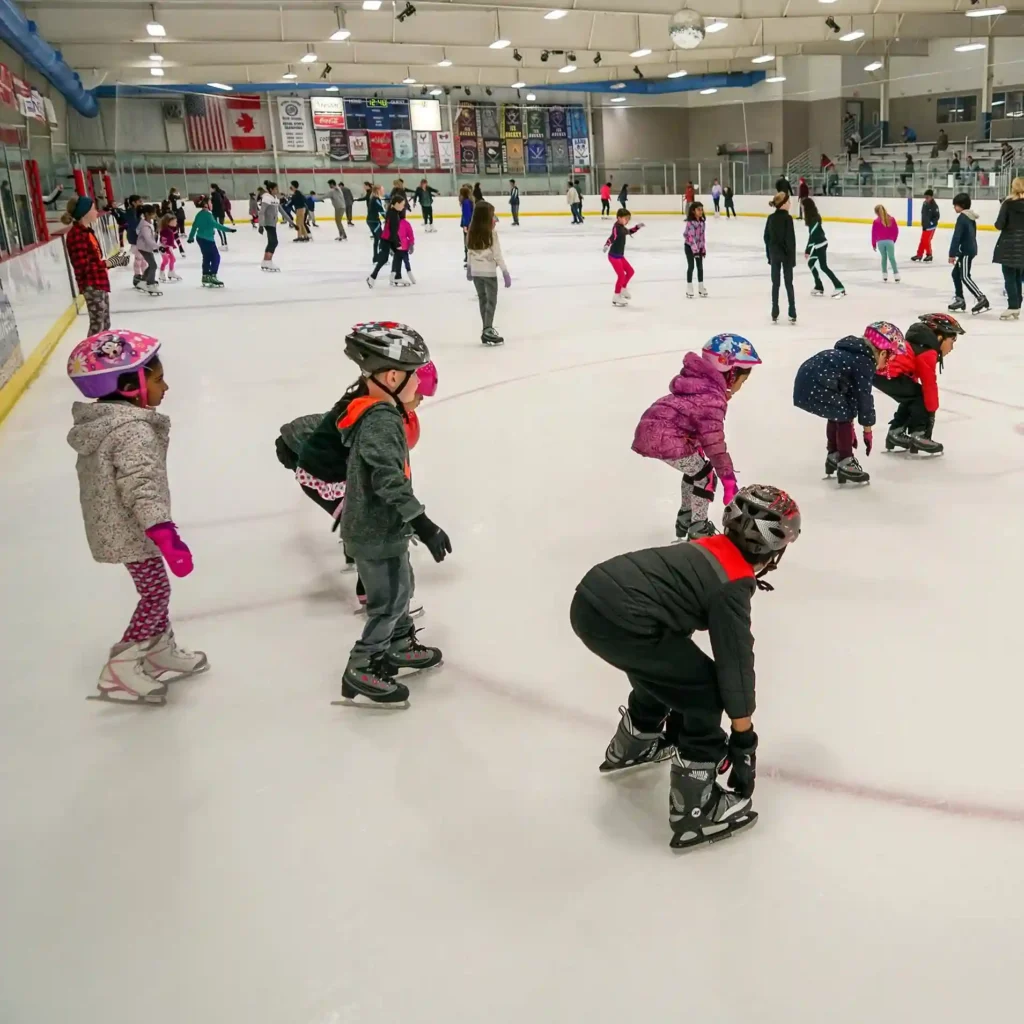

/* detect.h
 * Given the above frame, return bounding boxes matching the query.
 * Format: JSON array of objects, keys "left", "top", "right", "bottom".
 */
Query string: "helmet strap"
[
  {"left": 115, "top": 367, "right": 148, "bottom": 407},
  {"left": 370, "top": 369, "right": 413, "bottom": 421}
]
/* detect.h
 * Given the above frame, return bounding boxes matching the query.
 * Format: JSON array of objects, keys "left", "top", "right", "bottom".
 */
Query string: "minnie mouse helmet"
[{"left": 67, "top": 330, "right": 161, "bottom": 405}]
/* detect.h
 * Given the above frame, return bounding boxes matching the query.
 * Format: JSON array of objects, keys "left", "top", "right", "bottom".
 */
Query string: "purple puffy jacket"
[{"left": 631, "top": 351, "right": 735, "bottom": 481}]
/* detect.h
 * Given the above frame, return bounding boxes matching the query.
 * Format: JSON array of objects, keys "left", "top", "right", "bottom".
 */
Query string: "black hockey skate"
[
  {"left": 384, "top": 628, "right": 443, "bottom": 674},
  {"left": 948, "top": 296, "right": 966, "bottom": 312},
  {"left": 333, "top": 655, "right": 410, "bottom": 709},
  {"left": 824, "top": 450, "right": 839, "bottom": 477},
  {"left": 687, "top": 519, "right": 717, "bottom": 540},
  {"left": 923, "top": 255, "right": 934, "bottom": 263},
  {"left": 836, "top": 455, "right": 869, "bottom": 485},
  {"left": 908, "top": 431, "right": 944, "bottom": 456},
  {"left": 972, "top": 296, "right": 990, "bottom": 316},
  {"left": 669, "top": 753, "right": 758, "bottom": 850},
  {"left": 884, "top": 427, "right": 912, "bottom": 452},
  {"left": 599, "top": 707, "right": 674, "bottom": 774}
]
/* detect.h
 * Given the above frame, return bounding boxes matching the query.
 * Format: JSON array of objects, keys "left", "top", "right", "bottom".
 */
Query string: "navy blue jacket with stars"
[{"left": 793, "top": 336, "right": 877, "bottom": 427}]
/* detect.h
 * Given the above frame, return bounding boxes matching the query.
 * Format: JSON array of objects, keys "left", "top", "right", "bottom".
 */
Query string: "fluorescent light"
[
  {"left": 544, "top": 9, "right": 568, "bottom": 19},
  {"left": 966, "top": 5, "right": 1006, "bottom": 16},
  {"left": 819, "top": 0, "right": 838, "bottom": 4},
  {"left": 490, "top": 39, "right": 511, "bottom": 49},
  {"left": 282, "top": 72, "right": 298, "bottom": 79},
  {"left": 840, "top": 30, "right": 865, "bottom": 41},
  {"left": 437, "top": 59, "right": 452, "bottom": 66},
  {"left": 526, "top": 92, "right": 536, "bottom": 100},
  {"left": 610, "top": 82, "right": 626, "bottom": 89},
  {"left": 429, "top": 88, "right": 443, "bottom": 95},
  {"left": 705, "top": 20, "right": 728, "bottom": 33},
  {"left": 559, "top": 64, "right": 576, "bottom": 73},
  {"left": 667, "top": 70, "right": 687, "bottom": 78},
  {"left": 765, "top": 75, "right": 786, "bottom": 83},
  {"left": 955, "top": 41, "right": 986, "bottom": 51},
  {"left": 864, "top": 60, "right": 883, "bottom": 71},
  {"left": 751, "top": 54, "right": 774, "bottom": 64},
  {"left": 148, "top": 52, "right": 163, "bottom": 62},
  {"left": 330, "top": 29, "right": 351, "bottom": 41},
  {"left": 630, "top": 48, "right": 652, "bottom": 57},
  {"left": 362, "top": 0, "right": 382, "bottom": 8},
  {"left": 150, "top": 66, "right": 164, "bottom": 76},
  {"left": 402, "top": 76, "right": 416, "bottom": 83},
  {"left": 325, "top": 85, "right": 340, "bottom": 91},
  {"left": 146, "top": 20, "right": 166, "bottom": 37},
  {"left": 301, "top": 52, "right": 318, "bottom": 63},
  {"left": 993, "top": 98, "right": 1005, "bottom": 104},
  {"left": 512, "top": 80, "right": 526, "bottom": 88},
  {"left": 700, "top": 87, "right": 717, "bottom": 95},
  {"left": 611, "top": 97, "right": 626, "bottom": 103},
  {"left": 207, "top": 82, "right": 232, "bottom": 90}
]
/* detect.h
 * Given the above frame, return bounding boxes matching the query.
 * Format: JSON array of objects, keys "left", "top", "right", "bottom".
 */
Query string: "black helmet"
[
  {"left": 344, "top": 321, "right": 430, "bottom": 374},
  {"left": 917, "top": 312, "right": 965, "bottom": 337},
  {"left": 723, "top": 484, "right": 801, "bottom": 568}
]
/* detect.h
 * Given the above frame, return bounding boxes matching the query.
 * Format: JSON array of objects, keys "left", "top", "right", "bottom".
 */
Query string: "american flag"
[{"left": 184, "top": 93, "right": 229, "bottom": 151}]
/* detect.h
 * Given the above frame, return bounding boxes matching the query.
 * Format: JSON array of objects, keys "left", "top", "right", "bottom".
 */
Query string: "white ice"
[{"left": 1, "top": 208, "right": 1023, "bottom": 1024}]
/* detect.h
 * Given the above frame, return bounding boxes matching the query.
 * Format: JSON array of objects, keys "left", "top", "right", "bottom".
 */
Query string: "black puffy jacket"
[
  {"left": 764, "top": 209, "right": 797, "bottom": 266},
  {"left": 993, "top": 197, "right": 1024, "bottom": 268}
]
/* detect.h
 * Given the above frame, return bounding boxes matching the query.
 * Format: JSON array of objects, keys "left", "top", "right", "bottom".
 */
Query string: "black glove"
[
  {"left": 411, "top": 513, "right": 452, "bottom": 563},
  {"left": 258, "top": 225, "right": 264, "bottom": 235},
  {"left": 724, "top": 729, "right": 758, "bottom": 798}
]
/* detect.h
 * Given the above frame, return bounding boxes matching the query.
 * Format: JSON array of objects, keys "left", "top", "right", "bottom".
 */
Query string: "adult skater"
[
  {"left": 775, "top": 173, "right": 793, "bottom": 197},
  {"left": 567, "top": 180, "right": 582, "bottom": 224},
  {"left": 569, "top": 484, "right": 801, "bottom": 850},
  {"left": 509, "top": 179, "right": 520, "bottom": 225},
  {"left": 617, "top": 182, "right": 630, "bottom": 212},
  {"left": 414, "top": 178, "right": 439, "bottom": 231},
  {"left": 209, "top": 184, "right": 229, "bottom": 246},
  {"left": 600, "top": 181, "right": 611, "bottom": 218},
  {"left": 993, "top": 176, "right": 1024, "bottom": 320},
  {"left": 723, "top": 183, "right": 736, "bottom": 218},
  {"left": 326, "top": 179, "right": 348, "bottom": 240},
  {"left": 803, "top": 197, "right": 845, "bottom": 299},
  {"left": 473, "top": 181, "right": 484, "bottom": 203},
  {"left": 342, "top": 181, "right": 355, "bottom": 225},
  {"left": 258, "top": 182, "right": 281, "bottom": 272},
  {"left": 764, "top": 192, "right": 797, "bottom": 324}
]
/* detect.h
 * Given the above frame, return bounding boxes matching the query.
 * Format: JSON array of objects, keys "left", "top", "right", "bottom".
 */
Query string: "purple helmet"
[
  {"left": 67, "top": 330, "right": 161, "bottom": 402},
  {"left": 863, "top": 321, "right": 906, "bottom": 354},
  {"left": 701, "top": 333, "right": 763, "bottom": 373}
]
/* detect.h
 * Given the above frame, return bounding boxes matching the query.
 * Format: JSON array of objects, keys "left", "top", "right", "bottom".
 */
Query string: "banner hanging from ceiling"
[
  {"left": 392, "top": 128, "right": 414, "bottom": 162},
  {"left": 415, "top": 130, "right": 435, "bottom": 167},
  {"left": 437, "top": 131, "right": 455, "bottom": 168},
  {"left": 369, "top": 130, "right": 394, "bottom": 166}
]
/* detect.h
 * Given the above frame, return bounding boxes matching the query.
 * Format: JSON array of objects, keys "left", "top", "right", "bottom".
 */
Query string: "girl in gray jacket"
[
  {"left": 67, "top": 329, "right": 207, "bottom": 705},
  {"left": 135, "top": 205, "right": 162, "bottom": 296}
]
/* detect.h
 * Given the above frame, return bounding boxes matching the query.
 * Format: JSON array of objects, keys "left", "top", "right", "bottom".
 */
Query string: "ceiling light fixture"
[
  {"left": 955, "top": 41, "right": 986, "bottom": 51},
  {"left": 559, "top": 62, "right": 577, "bottom": 73},
  {"left": 403, "top": 75, "right": 416, "bottom": 84},
  {"left": 818, "top": 0, "right": 839, "bottom": 4},
  {"left": 864, "top": 60, "right": 883, "bottom": 71},
  {"left": 526, "top": 92, "right": 536, "bottom": 100},
  {"left": 966, "top": 5, "right": 1007, "bottom": 16},
  {"left": 611, "top": 97, "right": 626, "bottom": 103},
  {"left": 512, "top": 80, "right": 526, "bottom": 88},
  {"left": 329, "top": 7, "right": 351, "bottom": 41},
  {"left": 490, "top": 38, "right": 511, "bottom": 48},
  {"left": 700, "top": 87, "right": 717, "bottom": 94},
  {"left": 631, "top": 48, "right": 652, "bottom": 58},
  {"left": 282, "top": 66, "right": 298, "bottom": 79},
  {"left": 430, "top": 87, "right": 443, "bottom": 95},
  {"left": 301, "top": 47, "right": 318, "bottom": 63},
  {"left": 362, "top": 0, "right": 382, "bottom": 7},
  {"left": 146, "top": 4, "right": 165, "bottom": 36},
  {"left": 825, "top": 16, "right": 841, "bottom": 33},
  {"left": 752, "top": 54, "right": 774, "bottom": 64},
  {"left": 764, "top": 75, "right": 786, "bottom": 83},
  {"left": 840, "top": 30, "right": 865, "bottom": 41},
  {"left": 437, "top": 57, "right": 452, "bottom": 66},
  {"left": 150, "top": 66, "right": 165, "bottom": 76},
  {"left": 667, "top": 69, "right": 687, "bottom": 78},
  {"left": 326, "top": 85, "right": 340, "bottom": 91},
  {"left": 705, "top": 20, "right": 728, "bottom": 33},
  {"left": 545, "top": 9, "right": 568, "bottom": 19},
  {"left": 207, "top": 82, "right": 232, "bottom": 90},
  {"left": 540, "top": 49, "right": 550, "bottom": 62},
  {"left": 610, "top": 81, "right": 626, "bottom": 89},
  {"left": 149, "top": 51, "right": 163, "bottom": 62}
]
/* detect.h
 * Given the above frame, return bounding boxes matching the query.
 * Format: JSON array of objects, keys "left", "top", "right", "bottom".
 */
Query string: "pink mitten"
[
  {"left": 722, "top": 476, "right": 739, "bottom": 506},
  {"left": 145, "top": 522, "right": 194, "bottom": 577}
]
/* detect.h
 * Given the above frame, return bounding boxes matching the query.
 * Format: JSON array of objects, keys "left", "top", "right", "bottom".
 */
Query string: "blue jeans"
[
  {"left": 197, "top": 237, "right": 220, "bottom": 276},
  {"left": 877, "top": 240, "right": 897, "bottom": 276}
]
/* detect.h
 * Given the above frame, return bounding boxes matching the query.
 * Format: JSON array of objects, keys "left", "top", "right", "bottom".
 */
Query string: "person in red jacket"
[
  {"left": 874, "top": 312, "right": 964, "bottom": 455},
  {"left": 61, "top": 195, "right": 128, "bottom": 335},
  {"left": 797, "top": 176, "right": 810, "bottom": 219}
]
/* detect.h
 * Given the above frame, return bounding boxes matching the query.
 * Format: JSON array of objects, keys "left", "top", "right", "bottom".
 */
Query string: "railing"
[
  {"left": 786, "top": 148, "right": 813, "bottom": 181},
  {"left": 748, "top": 168, "right": 1015, "bottom": 200}
]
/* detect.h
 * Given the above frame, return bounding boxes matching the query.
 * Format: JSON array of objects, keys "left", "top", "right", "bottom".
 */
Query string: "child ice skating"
[
  {"left": 467, "top": 201, "right": 511, "bottom": 345},
  {"left": 569, "top": 484, "right": 800, "bottom": 849},
  {"left": 334, "top": 322, "right": 450, "bottom": 709},
  {"left": 459, "top": 184, "right": 474, "bottom": 266},
  {"left": 135, "top": 205, "right": 161, "bottom": 296},
  {"left": 413, "top": 178, "right": 439, "bottom": 231},
  {"left": 600, "top": 181, "right": 612, "bottom": 218},
  {"left": 258, "top": 182, "right": 281, "bottom": 272},
  {"left": 793, "top": 326, "right": 900, "bottom": 485},
  {"left": 604, "top": 208, "right": 644, "bottom": 307},
  {"left": 948, "top": 192, "right": 989, "bottom": 315},
  {"left": 803, "top": 197, "right": 845, "bottom": 298},
  {"left": 67, "top": 330, "right": 206, "bottom": 705},
  {"left": 158, "top": 213, "right": 181, "bottom": 283},
  {"left": 764, "top": 192, "right": 797, "bottom": 323},
  {"left": 62, "top": 195, "right": 128, "bottom": 335},
  {"left": 871, "top": 204, "right": 900, "bottom": 283},
  {"left": 874, "top": 313, "right": 964, "bottom": 455},
  {"left": 632, "top": 334, "right": 761, "bottom": 540},
  {"left": 710, "top": 179, "right": 722, "bottom": 216},
  {"left": 723, "top": 183, "right": 736, "bottom": 218},
  {"left": 683, "top": 201, "right": 708, "bottom": 298},
  {"left": 188, "top": 195, "right": 235, "bottom": 287},
  {"left": 367, "top": 193, "right": 410, "bottom": 287},
  {"left": 911, "top": 189, "right": 940, "bottom": 262}
]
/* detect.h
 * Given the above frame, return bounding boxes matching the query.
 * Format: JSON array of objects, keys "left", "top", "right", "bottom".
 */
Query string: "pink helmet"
[
  {"left": 416, "top": 360, "right": 438, "bottom": 397},
  {"left": 67, "top": 330, "right": 161, "bottom": 404},
  {"left": 863, "top": 321, "right": 906, "bottom": 354}
]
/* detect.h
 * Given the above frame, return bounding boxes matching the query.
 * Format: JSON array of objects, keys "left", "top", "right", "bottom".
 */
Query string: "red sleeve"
[{"left": 916, "top": 350, "right": 940, "bottom": 412}]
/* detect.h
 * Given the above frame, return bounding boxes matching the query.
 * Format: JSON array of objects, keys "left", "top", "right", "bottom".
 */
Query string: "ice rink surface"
[{"left": 1, "top": 208, "right": 1023, "bottom": 1024}]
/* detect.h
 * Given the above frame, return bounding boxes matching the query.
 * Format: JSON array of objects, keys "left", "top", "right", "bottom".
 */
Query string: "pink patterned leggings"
[
  {"left": 159, "top": 250, "right": 176, "bottom": 273},
  {"left": 122, "top": 557, "right": 171, "bottom": 643}
]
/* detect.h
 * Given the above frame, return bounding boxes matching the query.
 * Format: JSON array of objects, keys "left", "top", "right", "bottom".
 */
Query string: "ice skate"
[
  {"left": 87, "top": 642, "right": 168, "bottom": 706},
  {"left": 674, "top": 506, "right": 692, "bottom": 541},
  {"left": 612, "top": 295, "right": 628, "bottom": 307},
  {"left": 366, "top": 276, "right": 375, "bottom": 289},
  {"left": 333, "top": 656, "right": 410, "bottom": 709},
  {"left": 158, "top": 270, "right": 167, "bottom": 283},
  {"left": 832, "top": 288, "right": 846, "bottom": 299},
  {"left": 788, "top": 313, "right": 797, "bottom": 324},
  {"left": 406, "top": 271, "right": 416, "bottom": 284},
  {"left": 599, "top": 706, "right": 674, "bottom": 774},
  {"left": 389, "top": 273, "right": 398, "bottom": 287},
  {"left": 882, "top": 274, "right": 888, "bottom": 283},
  {"left": 836, "top": 455, "right": 869, "bottom": 485},
  {"left": 207, "top": 276, "right": 224, "bottom": 288},
  {"left": 669, "top": 753, "right": 758, "bottom": 851},
  {"left": 145, "top": 282, "right": 163, "bottom": 297},
  {"left": 133, "top": 279, "right": 147, "bottom": 292},
  {"left": 686, "top": 282, "right": 695, "bottom": 299},
  {"left": 143, "top": 630, "right": 209, "bottom": 682},
  {"left": 201, "top": 274, "right": 211, "bottom": 287},
  {"left": 811, "top": 288, "right": 825, "bottom": 298},
  {"left": 884, "top": 427, "right": 913, "bottom": 452},
  {"left": 394, "top": 279, "right": 411, "bottom": 288},
  {"left": 894, "top": 274, "right": 901, "bottom": 283},
  {"left": 168, "top": 271, "right": 182, "bottom": 282},
  {"left": 687, "top": 519, "right": 718, "bottom": 540},
  {"left": 910, "top": 255, "right": 922, "bottom": 262},
  {"left": 923, "top": 254, "right": 934, "bottom": 263},
  {"left": 384, "top": 628, "right": 443, "bottom": 674},
  {"left": 972, "top": 296, "right": 990, "bottom": 315},
  {"left": 1000, "top": 308, "right": 1020, "bottom": 320},
  {"left": 948, "top": 296, "right": 966, "bottom": 312},
  {"left": 824, "top": 450, "right": 839, "bottom": 477},
  {"left": 481, "top": 327, "right": 504, "bottom": 346},
  {"left": 698, "top": 283, "right": 708, "bottom": 298},
  {"left": 260, "top": 263, "right": 280, "bottom": 272},
  {"left": 621, "top": 288, "right": 631, "bottom": 299},
  {"left": 908, "top": 431, "right": 944, "bottom": 456}
]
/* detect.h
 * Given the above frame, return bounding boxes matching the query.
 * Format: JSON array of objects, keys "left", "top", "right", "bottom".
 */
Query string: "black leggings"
[
  {"left": 601, "top": 198, "right": 610, "bottom": 215},
  {"left": 770, "top": 260, "right": 796, "bottom": 318},
  {"left": 370, "top": 242, "right": 403, "bottom": 280},
  {"left": 421, "top": 206, "right": 433, "bottom": 225},
  {"left": 685, "top": 244, "right": 704, "bottom": 284},
  {"left": 809, "top": 247, "right": 843, "bottom": 292},
  {"left": 264, "top": 225, "right": 278, "bottom": 255},
  {"left": 569, "top": 593, "right": 727, "bottom": 763},
  {"left": 873, "top": 374, "right": 928, "bottom": 433},
  {"left": 724, "top": 200, "right": 736, "bottom": 218}
]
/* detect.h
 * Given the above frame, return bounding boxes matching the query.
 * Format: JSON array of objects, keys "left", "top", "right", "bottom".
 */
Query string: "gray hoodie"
[
  {"left": 338, "top": 397, "right": 423, "bottom": 560},
  {"left": 327, "top": 185, "right": 347, "bottom": 212},
  {"left": 67, "top": 401, "right": 172, "bottom": 564}
]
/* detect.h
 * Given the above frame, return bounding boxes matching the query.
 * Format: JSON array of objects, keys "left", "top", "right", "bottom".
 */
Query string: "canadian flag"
[{"left": 228, "top": 95, "right": 267, "bottom": 151}]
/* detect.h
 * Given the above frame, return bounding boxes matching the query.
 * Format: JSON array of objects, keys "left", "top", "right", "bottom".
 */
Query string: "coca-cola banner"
[{"left": 368, "top": 130, "right": 394, "bottom": 167}]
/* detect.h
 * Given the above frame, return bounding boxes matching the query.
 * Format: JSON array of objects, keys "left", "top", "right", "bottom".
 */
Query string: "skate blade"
[
  {"left": 670, "top": 811, "right": 758, "bottom": 851},
  {"left": 330, "top": 695, "right": 410, "bottom": 710},
  {"left": 86, "top": 690, "right": 166, "bottom": 707},
  {"left": 353, "top": 605, "right": 424, "bottom": 619},
  {"left": 389, "top": 657, "right": 443, "bottom": 676},
  {"left": 599, "top": 747, "right": 675, "bottom": 775}
]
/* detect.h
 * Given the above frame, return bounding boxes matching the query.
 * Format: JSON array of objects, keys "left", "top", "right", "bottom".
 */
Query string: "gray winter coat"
[
  {"left": 136, "top": 218, "right": 157, "bottom": 253},
  {"left": 327, "top": 186, "right": 347, "bottom": 212},
  {"left": 339, "top": 398, "right": 423, "bottom": 560},
  {"left": 67, "top": 401, "right": 172, "bottom": 564}
]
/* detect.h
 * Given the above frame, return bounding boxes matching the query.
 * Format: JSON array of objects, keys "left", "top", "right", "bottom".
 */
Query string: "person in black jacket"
[
  {"left": 209, "top": 184, "right": 229, "bottom": 247},
  {"left": 911, "top": 189, "right": 939, "bottom": 262},
  {"left": 764, "top": 192, "right": 798, "bottom": 323},
  {"left": 722, "top": 183, "right": 736, "bottom": 218},
  {"left": 366, "top": 193, "right": 407, "bottom": 286},
  {"left": 947, "top": 192, "right": 988, "bottom": 315},
  {"left": 775, "top": 175, "right": 792, "bottom": 197},
  {"left": 570, "top": 484, "right": 801, "bottom": 850},
  {"left": 993, "top": 177, "right": 1024, "bottom": 319}
]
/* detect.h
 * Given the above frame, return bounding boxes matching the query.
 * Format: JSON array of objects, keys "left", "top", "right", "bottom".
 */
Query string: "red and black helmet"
[{"left": 918, "top": 313, "right": 965, "bottom": 337}]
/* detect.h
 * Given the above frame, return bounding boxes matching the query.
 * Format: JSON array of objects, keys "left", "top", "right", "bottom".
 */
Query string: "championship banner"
[
  {"left": 550, "top": 137, "right": 569, "bottom": 170},
  {"left": 348, "top": 130, "right": 369, "bottom": 161},
  {"left": 526, "top": 139, "right": 547, "bottom": 173},
  {"left": 548, "top": 105, "right": 567, "bottom": 139},
  {"left": 369, "top": 130, "right": 394, "bottom": 166},
  {"left": 568, "top": 106, "right": 588, "bottom": 139},
  {"left": 27, "top": 87, "right": 45, "bottom": 122},
  {"left": 526, "top": 107, "right": 545, "bottom": 139},
  {"left": 483, "top": 139, "right": 501, "bottom": 174},
  {"left": 571, "top": 137, "right": 591, "bottom": 167},
  {"left": 501, "top": 105, "right": 523, "bottom": 138},
  {"left": 329, "top": 129, "right": 350, "bottom": 161},
  {"left": 478, "top": 103, "right": 499, "bottom": 138},
  {"left": 392, "top": 129, "right": 414, "bottom": 162},
  {"left": 277, "top": 97, "right": 313, "bottom": 151},
  {"left": 456, "top": 103, "right": 478, "bottom": 137},
  {"left": 13, "top": 75, "right": 30, "bottom": 118},
  {"left": 503, "top": 137, "right": 525, "bottom": 174},
  {"left": 0, "top": 65, "right": 13, "bottom": 109},
  {"left": 414, "top": 131, "right": 435, "bottom": 167},
  {"left": 459, "top": 137, "right": 478, "bottom": 174},
  {"left": 437, "top": 131, "right": 455, "bottom": 168}
]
